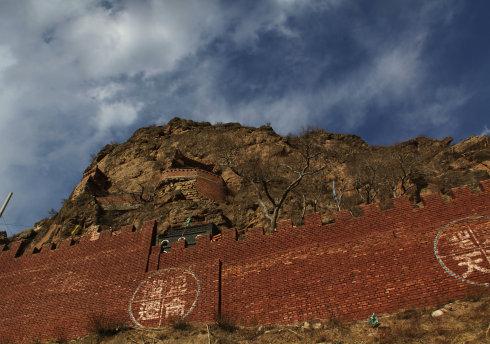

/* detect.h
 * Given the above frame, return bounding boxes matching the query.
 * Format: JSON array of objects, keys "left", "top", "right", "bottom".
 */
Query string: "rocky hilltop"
[{"left": 13, "top": 117, "right": 490, "bottom": 248}]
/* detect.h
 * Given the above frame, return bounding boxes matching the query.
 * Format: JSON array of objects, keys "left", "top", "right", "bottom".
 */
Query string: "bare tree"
[
  {"left": 347, "top": 146, "right": 428, "bottom": 205},
  {"left": 349, "top": 150, "right": 382, "bottom": 204},
  {"left": 291, "top": 138, "right": 358, "bottom": 218},
  {"left": 219, "top": 132, "right": 328, "bottom": 231},
  {"left": 390, "top": 148, "right": 427, "bottom": 197},
  {"left": 291, "top": 171, "right": 329, "bottom": 223},
  {"left": 329, "top": 175, "right": 350, "bottom": 211}
]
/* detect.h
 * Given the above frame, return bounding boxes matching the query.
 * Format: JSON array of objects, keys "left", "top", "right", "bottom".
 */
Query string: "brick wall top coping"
[
  {"left": 160, "top": 180, "right": 488, "bottom": 258},
  {"left": 0, "top": 224, "right": 148, "bottom": 263},
  {"left": 1, "top": 179, "right": 488, "bottom": 263}
]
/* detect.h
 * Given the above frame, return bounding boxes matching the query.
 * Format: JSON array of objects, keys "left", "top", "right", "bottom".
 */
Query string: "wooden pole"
[{"left": 0, "top": 192, "right": 13, "bottom": 218}]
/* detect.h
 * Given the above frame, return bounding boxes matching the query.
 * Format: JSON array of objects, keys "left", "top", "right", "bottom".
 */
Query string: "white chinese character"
[
  {"left": 167, "top": 276, "right": 187, "bottom": 298},
  {"left": 138, "top": 300, "right": 161, "bottom": 321},
  {"left": 164, "top": 297, "right": 186, "bottom": 318},
  {"left": 449, "top": 230, "right": 476, "bottom": 250},
  {"left": 146, "top": 280, "right": 164, "bottom": 300},
  {"left": 454, "top": 251, "right": 490, "bottom": 278},
  {"left": 142, "top": 280, "right": 164, "bottom": 300}
]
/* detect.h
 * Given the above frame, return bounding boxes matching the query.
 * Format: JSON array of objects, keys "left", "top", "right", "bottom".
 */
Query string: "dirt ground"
[{"left": 60, "top": 294, "right": 490, "bottom": 344}]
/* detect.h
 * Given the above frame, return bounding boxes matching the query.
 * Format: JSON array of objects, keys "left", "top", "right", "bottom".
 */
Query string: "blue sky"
[{"left": 0, "top": 0, "right": 489, "bottom": 234}]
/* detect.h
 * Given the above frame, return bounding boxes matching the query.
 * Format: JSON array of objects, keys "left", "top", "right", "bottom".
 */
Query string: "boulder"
[{"left": 431, "top": 309, "right": 445, "bottom": 318}]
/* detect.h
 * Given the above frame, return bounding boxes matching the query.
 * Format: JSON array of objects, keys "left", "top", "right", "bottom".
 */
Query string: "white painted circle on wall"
[
  {"left": 434, "top": 215, "right": 490, "bottom": 287},
  {"left": 129, "top": 268, "right": 200, "bottom": 328}
]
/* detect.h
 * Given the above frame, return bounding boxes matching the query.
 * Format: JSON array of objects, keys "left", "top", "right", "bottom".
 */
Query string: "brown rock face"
[
  {"left": 70, "top": 167, "right": 109, "bottom": 201},
  {"left": 18, "top": 117, "right": 489, "bottom": 246}
]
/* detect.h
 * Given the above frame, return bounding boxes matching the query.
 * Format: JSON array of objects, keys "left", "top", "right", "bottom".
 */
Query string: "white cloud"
[
  {"left": 481, "top": 126, "right": 490, "bottom": 136},
  {"left": 239, "top": 2, "right": 466, "bottom": 134},
  {"left": 87, "top": 83, "right": 125, "bottom": 102},
  {"left": 26, "top": 0, "right": 94, "bottom": 28},
  {"left": 0, "top": 0, "right": 231, "bottom": 228},
  {"left": 95, "top": 101, "right": 142, "bottom": 132},
  {"left": 0, "top": 45, "right": 16, "bottom": 75},
  {"left": 398, "top": 87, "right": 471, "bottom": 136},
  {"left": 166, "top": 5, "right": 465, "bottom": 136},
  {"left": 50, "top": 0, "right": 227, "bottom": 78},
  {"left": 0, "top": 0, "right": 473, "bottom": 232},
  {"left": 227, "top": 0, "right": 343, "bottom": 46}
]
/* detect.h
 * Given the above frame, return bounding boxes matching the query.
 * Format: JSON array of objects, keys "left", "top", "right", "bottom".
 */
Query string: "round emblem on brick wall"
[
  {"left": 434, "top": 215, "right": 490, "bottom": 287},
  {"left": 129, "top": 268, "right": 200, "bottom": 328}
]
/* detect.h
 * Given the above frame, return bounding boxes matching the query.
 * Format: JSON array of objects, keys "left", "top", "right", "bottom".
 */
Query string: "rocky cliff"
[{"left": 13, "top": 117, "right": 489, "bottom": 248}]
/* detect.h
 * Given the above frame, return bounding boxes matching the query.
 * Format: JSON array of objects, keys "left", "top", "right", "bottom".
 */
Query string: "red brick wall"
[
  {"left": 0, "top": 180, "right": 489, "bottom": 343},
  {"left": 159, "top": 180, "right": 490, "bottom": 324},
  {"left": 0, "top": 222, "right": 155, "bottom": 343},
  {"left": 161, "top": 168, "right": 226, "bottom": 202},
  {"left": 194, "top": 176, "right": 226, "bottom": 202}
]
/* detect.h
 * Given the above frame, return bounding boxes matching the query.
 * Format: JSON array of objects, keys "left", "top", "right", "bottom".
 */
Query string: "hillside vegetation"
[{"left": 9, "top": 117, "right": 489, "bottom": 248}]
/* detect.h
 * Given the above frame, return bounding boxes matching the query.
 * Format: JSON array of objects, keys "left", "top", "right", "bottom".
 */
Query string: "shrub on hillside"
[
  {"left": 87, "top": 315, "right": 128, "bottom": 338},
  {"left": 170, "top": 317, "right": 192, "bottom": 332},
  {"left": 215, "top": 315, "right": 238, "bottom": 333}
]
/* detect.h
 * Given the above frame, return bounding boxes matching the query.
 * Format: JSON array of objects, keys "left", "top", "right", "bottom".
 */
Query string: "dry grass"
[
  {"left": 65, "top": 295, "right": 489, "bottom": 344},
  {"left": 84, "top": 315, "right": 129, "bottom": 343}
]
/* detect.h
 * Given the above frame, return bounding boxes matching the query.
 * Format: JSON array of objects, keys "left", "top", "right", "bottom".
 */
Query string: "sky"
[{"left": 0, "top": 0, "right": 489, "bottom": 235}]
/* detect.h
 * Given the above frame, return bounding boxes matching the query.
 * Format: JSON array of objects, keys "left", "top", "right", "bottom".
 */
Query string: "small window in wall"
[{"left": 160, "top": 239, "right": 171, "bottom": 252}]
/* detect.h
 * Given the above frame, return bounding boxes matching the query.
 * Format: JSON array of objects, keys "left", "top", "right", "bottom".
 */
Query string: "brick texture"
[
  {"left": 161, "top": 168, "right": 226, "bottom": 202},
  {"left": 0, "top": 180, "right": 489, "bottom": 343}
]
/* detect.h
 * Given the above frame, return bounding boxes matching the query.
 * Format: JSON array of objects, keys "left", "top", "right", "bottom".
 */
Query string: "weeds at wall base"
[
  {"left": 395, "top": 308, "right": 422, "bottom": 320},
  {"left": 170, "top": 317, "right": 193, "bottom": 332},
  {"left": 214, "top": 315, "right": 239, "bottom": 333},
  {"left": 62, "top": 296, "right": 489, "bottom": 344},
  {"left": 87, "top": 315, "right": 129, "bottom": 338}
]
